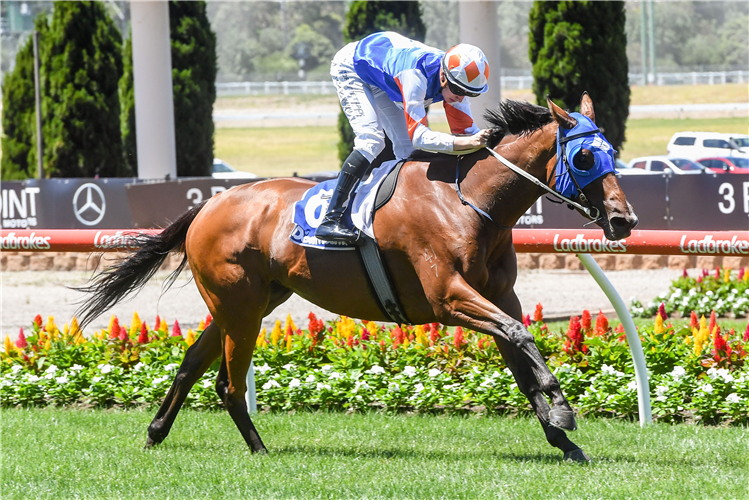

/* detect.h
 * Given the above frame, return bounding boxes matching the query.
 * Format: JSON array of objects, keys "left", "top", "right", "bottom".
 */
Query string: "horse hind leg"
[
  {"left": 214, "top": 311, "right": 267, "bottom": 453},
  {"left": 144, "top": 283, "right": 292, "bottom": 449},
  {"left": 146, "top": 321, "right": 222, "bottom": 448}
]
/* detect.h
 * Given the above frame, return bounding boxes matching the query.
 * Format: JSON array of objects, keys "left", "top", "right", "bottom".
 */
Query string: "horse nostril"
[{"left": 610, "top": 216, "right": 632, "bottom": 230}]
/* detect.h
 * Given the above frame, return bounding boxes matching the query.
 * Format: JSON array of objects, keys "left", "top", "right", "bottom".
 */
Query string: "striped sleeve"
[
  {"left": 394, "top": 69, "right": 455, "bottom": 153},
  {"left": 445, "top": 99, "right": 480, "bottom": 136}
]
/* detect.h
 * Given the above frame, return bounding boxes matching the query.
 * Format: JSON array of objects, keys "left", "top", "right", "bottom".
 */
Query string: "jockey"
[{"left": 315, "top": 31, "right": 492, "bottom": 243}]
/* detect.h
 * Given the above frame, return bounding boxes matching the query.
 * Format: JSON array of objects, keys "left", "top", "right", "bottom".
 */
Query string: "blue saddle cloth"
[{"left": 289, "top": 179, "right": 358, "bottom": 250}]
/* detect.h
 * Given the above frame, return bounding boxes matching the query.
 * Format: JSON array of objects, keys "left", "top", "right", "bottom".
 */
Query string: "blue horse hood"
[{"left": 555, "top": 113, "right": 617, "bottom": 199}]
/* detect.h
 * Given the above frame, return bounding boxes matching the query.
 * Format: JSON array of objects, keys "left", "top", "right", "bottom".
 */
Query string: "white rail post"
[
  {"left": 245, "top": 361, "right": 257, "bottom": 413},
  {"left": 576, "top": 253, "right": 652, "bottom": 427}
]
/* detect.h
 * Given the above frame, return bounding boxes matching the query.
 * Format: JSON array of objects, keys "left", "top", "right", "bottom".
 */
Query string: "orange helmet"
[{"left": 441, "top": 44, "right": 490, "bottom": 97}]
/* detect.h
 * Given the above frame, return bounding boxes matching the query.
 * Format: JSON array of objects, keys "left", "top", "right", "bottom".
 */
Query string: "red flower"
[
  {"left": 739, "top": 268, "right": 745, "bottom": 281},
  {"left": 744, "top": 323, "right": 749, "bottom": 343},
  {"left": 392, "top": 326, "right": 405, "bottom": 348},
  {"left": 523, "top": 315, "right": 531, "bottom": 328},
  {"left": 205, "top": 314, "right": 213, "bottom": 327},
  {"left": 682, "top": 268, "right": 688, "bottom": 278},
  {"left": 714, "top": 266, "right": 721, "bottom": 279},
  {"left": 690, "top": 311, "right": 699, "bottom": 330},
  {"left": 109, "top": 318, "right": 121, "bottom": 339},
  {"left": 657, "top": 303, "right": 668, "bottom": 321},
  {"left": 15, "top": 329, "right": 28, "bottom": 349},
  {"left": 708, "top": 310, "right": 717, "bottom": 337},
  {"left": 154, "top": 315, "right": 161, "bottom": 330},
  {"left": 697, "top": 276, "right": 703, "bottom": 284},
  {"left": 361, "top": 329, "right": 370, "bottom": 341},
  {"left": 532, "top": 303, "right": 543, "bottom": 323},
  {"left": 563, "top": 316, "right": 584, "bottom": 355},
  {"left": 172, "top": 320, "right": 182, "bottom": 338},
  {"left": 137, "top": 322, "right": 149, "bottom": 344},
  {"left": 347, "top": 335, "right": 354, "bottom": 348},
  {"left": 118, "top": 327, "right": 129, "bottom": 342},
  {"left": 453, "top": 327, "right": 465, "bottom": 350},
  {"left": 594, "top": 311, "right": 609, "bottom": 337},
  {"left": 33, "top": 315, "right": 43, "bottom": 330},
  {"left": 702, "top": 268, "right": 708, "bottom": 277},
  {"left": 429, "top": 323, "right": 441, "bottom": 343},
  {"left": 581, "top": 310, "right": 592, "bottom": 335}
]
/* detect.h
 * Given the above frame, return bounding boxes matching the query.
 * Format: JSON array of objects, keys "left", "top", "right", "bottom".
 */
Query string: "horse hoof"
[
  {"left": 144, "top": 437, "right": 158, "bottom": 449},
  {"left": 549, "top": 408, "right": 577, "bottom": 431},
  {"left": 563, "top": 448, "right": 591, "bottom": 463}
]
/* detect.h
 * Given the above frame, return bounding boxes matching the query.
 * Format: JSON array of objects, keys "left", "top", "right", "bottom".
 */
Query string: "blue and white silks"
[
  {"left": 289, "top": 159, "right": 401, "bottom": 250},
  {"left": 554, "top": 112, "right": 618, "bottom": 199}
]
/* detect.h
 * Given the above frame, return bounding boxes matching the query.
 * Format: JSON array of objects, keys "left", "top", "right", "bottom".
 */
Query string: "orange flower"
[{"left": 532, "top": 303, "right": 543, "bottom": 323}]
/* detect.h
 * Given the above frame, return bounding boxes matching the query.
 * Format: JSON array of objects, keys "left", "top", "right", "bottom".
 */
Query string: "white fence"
[{"left": 217, "top": 70, "right": 749, "bottom": 96}]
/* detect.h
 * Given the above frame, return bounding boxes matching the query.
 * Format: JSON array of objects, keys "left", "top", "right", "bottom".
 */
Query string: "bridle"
[{"left": 454, "top": 126, "right": 605, "bottom": 229}]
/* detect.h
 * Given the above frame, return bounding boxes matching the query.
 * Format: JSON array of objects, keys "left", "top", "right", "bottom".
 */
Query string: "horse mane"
[{"left": 484, "top": 100, "right": 553, "bottom": 148}]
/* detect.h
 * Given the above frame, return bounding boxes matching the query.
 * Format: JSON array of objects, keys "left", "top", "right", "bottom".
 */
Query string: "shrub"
[{"left": 529, "top": 1, "right": 629, "bottom": 151}]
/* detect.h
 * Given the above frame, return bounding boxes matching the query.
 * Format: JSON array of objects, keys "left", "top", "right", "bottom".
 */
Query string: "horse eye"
[{"left": 573, "top": 150, "right": 595, "bottom": 170}]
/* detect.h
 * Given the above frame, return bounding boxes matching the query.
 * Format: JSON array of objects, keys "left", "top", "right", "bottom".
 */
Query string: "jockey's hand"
[{"left": 453, "top": 129, "right": 492, "bottom": 151}]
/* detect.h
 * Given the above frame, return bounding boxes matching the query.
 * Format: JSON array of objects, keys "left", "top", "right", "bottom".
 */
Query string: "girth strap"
[{"left": 358, "top": 233, "right": 411, "bottom": 325}]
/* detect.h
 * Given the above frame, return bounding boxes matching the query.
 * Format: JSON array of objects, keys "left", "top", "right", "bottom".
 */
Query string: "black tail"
[{"left": 74, "top": 201, "right": 208, "bottom": 330}]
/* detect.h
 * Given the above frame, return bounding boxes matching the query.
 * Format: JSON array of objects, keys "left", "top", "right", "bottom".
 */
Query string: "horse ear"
[
  {"left": 546, "top": 95, "right": 577, "bottom": 130},
  {"left": 580, "top": 92, "right": 596, "bottom": 123}
]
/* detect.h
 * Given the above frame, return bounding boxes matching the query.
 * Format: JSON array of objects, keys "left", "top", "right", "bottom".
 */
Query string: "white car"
[
  {"left": 666, "top": 132, "right": 747, "bottom": 160},
  {"left": 212, "top": 159, "right": 258, "bottom": 179},
  {"left": 619, "top": 156, "right": 708, "bottom": 175}
]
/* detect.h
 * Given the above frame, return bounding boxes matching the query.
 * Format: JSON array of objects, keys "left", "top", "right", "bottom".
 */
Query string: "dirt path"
[{"left": 1, "top": 268, "right": 677, "bottom": 338}]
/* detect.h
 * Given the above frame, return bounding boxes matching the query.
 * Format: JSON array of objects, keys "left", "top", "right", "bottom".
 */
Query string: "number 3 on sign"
[{"left": 718, "top": 182, "right": 749, "bottom": 215}]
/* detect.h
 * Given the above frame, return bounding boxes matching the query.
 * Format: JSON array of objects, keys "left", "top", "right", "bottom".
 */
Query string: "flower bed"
[
  {"left": 2, "top": 307, "right": 748, "bottom": 425},
  {"left": 631, "top": 266, "right": 749, "bottom": 318}
]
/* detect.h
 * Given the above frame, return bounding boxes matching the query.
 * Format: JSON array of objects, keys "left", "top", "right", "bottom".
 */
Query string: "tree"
[
  {"left": 338, "top": 1, "right": 426, "bottom": 163},
  {"left": 42, "top": 1, "right": 127, "bottom": 177},
  {"left": 529, "top": 1, "right": 629, "bottom": 151},
  {"left": 1, "top": 16, "right": 47, "bottom": 180},
  {"left": 120, "top": 1, "right": 217, "bottom": 177},
  {"left": 169, "top": 1, "right": 217, "bottom": 177}
]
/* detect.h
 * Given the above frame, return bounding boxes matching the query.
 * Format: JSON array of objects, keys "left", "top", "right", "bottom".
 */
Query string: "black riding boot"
[{"left": 315, "top": 150, "right": 371, "bottom": 243}]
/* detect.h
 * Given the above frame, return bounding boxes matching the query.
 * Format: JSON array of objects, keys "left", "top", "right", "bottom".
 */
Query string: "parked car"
[
  {"left": 212, "top": 159, "right": 258, "bottom": 179},
  {"left": 619, "top": 156, "right": 708, "bottom": 175},
  {"left": 696, "top": 156, "right": 749, "bottom": 174},
  {"left": 666, "top": 132, "right": 747, "bottom": 160}
]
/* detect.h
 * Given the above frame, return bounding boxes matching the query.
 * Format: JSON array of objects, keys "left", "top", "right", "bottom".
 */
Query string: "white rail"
[{"left": 217, "top": 71, "right": 749, "bottom": 96}]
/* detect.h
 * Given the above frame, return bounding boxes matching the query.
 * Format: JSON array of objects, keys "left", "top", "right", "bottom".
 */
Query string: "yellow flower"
[
  {"left": 286, "top": 332, "right": 293, "bottom": 352},
  {"left": 159, "top": 319, "right": 168, "bottom": 334},
  {"left": 46, "top": 316, "right": 59, "bottom": 339},
  {"left": 366, "top": 321, "right": 379, "bottom": 337},
  {"left": 4, "top": 335, "right": 14, "bottom": 354},
  {"left": 44, "top": 339, "right": 51, "bottom": 350},
  {"left": 256, "top": 328, "right": 267, "bottom": 348},
  {"left": 270, "top": 320, "right": 283, "bottom": 346},
  {"left": 130, "top": 312, "right": 142, "bottom": 336},
  {"left": 70, "top": 317, "right": 81, "bottom": 339},
  {"left": 198, "top": 319, "right": 205, "bottom": 331},
  {"left": 724, "top": 268, "right": 730, "bottom": 283},
  {"left": 108, "top": 314, "right": 117, "bottom": 334},
  {"left": 63, "top": 323, "right": 71, "bottom": 337},
  {"left": 414, "top": 325, "right": 429, "bottom": 347},
  {"left": 654, "top": 315, "right": 664, "bottom": 335},
  {"left": 744, "top": 270, "right": 749, "bottom": 283},
  {"left": 283, "top": 314, "right": 297, "bottom": 335},
  {"left": 693, "top": 319, "right": 710, "bottom": 356},
  {"left": 186, "top": 329, "right": 196, "bottom": 347}
]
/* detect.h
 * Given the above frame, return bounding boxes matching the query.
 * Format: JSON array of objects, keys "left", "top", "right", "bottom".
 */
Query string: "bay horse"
[{"left": 77, "top": 94, "right": 637, "bottom": 462}]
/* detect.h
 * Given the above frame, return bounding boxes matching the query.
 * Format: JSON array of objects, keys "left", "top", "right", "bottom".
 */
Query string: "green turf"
[
  {"left": 2, "top": 409, "right": 747, "bottom": 499},
  {"left": 214, "top": 117, "right": 748, "bottom": 177}
]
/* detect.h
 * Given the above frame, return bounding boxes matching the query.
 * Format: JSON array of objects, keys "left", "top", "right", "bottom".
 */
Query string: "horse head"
[{"left": 546, "top": 93, "right": 638, "bottom": 240}]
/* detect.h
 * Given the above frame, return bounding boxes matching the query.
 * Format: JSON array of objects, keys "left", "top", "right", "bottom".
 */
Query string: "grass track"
[
  {"left": 215, "top": 117, "right": 748, "bottom": 176},
  {"left": 2, "top": 409, "right": 747, "bottom": 499}
]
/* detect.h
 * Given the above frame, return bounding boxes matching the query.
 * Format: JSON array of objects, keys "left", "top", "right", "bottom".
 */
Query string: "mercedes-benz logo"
[{"left": 72, "top": 183, "right": 106, "bottom": 226}]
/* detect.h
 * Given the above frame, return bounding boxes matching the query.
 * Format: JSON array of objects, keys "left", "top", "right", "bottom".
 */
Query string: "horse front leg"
[
  {"left": 441, "top": 279, "right": 579, "bottom": 433},
  {"left": 491, "top": 291, "right": 590, "bottom": 462}
]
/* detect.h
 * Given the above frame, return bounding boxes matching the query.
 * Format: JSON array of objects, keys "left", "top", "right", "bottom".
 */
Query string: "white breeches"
[{"left": 330, "top": 42, "right": 416, "bottom": 163}]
